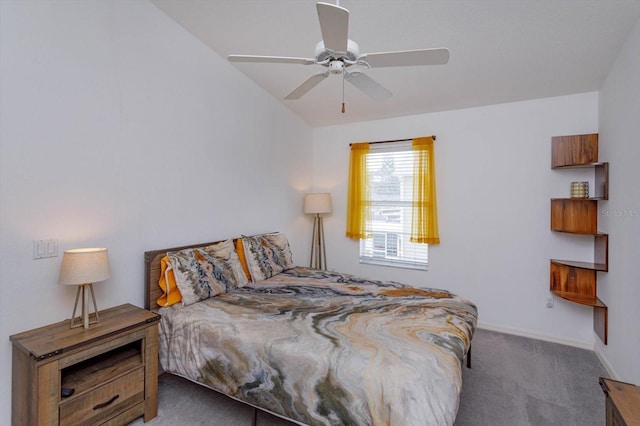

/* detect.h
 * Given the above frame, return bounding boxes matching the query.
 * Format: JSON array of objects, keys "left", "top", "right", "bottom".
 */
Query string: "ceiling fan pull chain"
[{"left": 342, "top": 67, "right": 346, "bottom": 113}]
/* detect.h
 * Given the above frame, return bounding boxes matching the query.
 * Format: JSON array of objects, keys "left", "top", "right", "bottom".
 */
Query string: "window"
[
  {"left": 346, "top": 137, "right": 439, "bottom": 270},
  {"left": 357, "top": 142, "right": 431, "bottom": 269}
]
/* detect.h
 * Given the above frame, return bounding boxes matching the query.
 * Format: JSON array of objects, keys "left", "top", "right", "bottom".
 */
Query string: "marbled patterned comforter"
[{"left": 158, "top": 267, "right": 477, "bottom": 426}]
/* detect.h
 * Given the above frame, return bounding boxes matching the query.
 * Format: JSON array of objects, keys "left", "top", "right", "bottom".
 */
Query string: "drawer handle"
[{"left": 93, "top": 394, "right": 119, "bottom": 410}]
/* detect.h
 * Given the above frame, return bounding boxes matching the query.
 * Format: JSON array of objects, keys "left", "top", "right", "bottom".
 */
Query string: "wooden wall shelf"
[
  {"left": 551, "top": 162, "right": 609, "bottom": 200},
  {"left": 550, "top": 234, "right": 608, "bottom": 272},
  {"left": 551, "top": 199, "right": 598, "bottom": 234},
  {"left": 550, "top": 262, "right": 597, "bottom": 297},
  {"left": 549, "top": 133, "right": 609, "bottom": 345},
  {"left": 551, "top": 133, "right": 599, "bottom": 167},
  {"left": 550, "top": 290, "right": 606, "bottom": 308},
  {"left": 551, "top": 259, "right": 607, "bottom": 272}
]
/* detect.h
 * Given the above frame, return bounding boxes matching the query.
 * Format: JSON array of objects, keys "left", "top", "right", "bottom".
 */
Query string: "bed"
[{"left": 144, "top": 234, "right": 477, "bottom": 426}]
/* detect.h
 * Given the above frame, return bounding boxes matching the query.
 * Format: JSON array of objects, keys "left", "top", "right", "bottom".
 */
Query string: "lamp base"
[
  {"left": 70, "top": 283, "right": 100, "bottom": 329},
  {"left": 309, "top": 214, "right": 327, "bottom": 270}
]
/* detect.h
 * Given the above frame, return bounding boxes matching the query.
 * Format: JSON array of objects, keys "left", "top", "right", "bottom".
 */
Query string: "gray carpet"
[{"left": 130, "top": 329, "right": 608, "bottom": 426}]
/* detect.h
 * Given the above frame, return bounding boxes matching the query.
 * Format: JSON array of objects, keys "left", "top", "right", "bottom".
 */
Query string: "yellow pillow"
[
  {"left": 157, "top": 255, "right": 182, "bottom": 307},
  {"left": 235, "top": 238, "right": 252, "bottom": 282}
]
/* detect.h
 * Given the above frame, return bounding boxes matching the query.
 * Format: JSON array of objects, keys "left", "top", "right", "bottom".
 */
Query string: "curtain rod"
[{"left": 349, "top": 135, "right": 436, "bottom": 146}]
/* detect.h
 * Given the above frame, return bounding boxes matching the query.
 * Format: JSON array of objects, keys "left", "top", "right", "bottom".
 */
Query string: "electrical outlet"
[{"left": 546, "top": 297, "right": 554, "bottom": 308}]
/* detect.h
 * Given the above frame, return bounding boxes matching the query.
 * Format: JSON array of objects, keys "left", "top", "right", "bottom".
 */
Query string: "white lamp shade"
[
  {"left": 58, "top": 248, "right": 111, "bottom": 285},
  {"left": 304, "top": 193, "right": 332, "bottom": 214}
]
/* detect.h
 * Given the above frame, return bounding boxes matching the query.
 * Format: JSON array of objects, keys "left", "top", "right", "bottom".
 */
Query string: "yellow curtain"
[
  {"left": 346, "top": 142, "right": 371, "bottom": 239},
  {"left": 410, "top": 137, "right": 440, "bottom": 244}
]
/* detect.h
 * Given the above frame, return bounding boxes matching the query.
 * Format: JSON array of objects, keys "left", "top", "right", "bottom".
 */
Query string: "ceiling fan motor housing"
[{"left": 315, "top": 39, "right": 360, "bottom": 63}]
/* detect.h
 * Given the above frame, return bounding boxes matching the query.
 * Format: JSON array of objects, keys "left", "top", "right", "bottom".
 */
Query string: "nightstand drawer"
[{"left": 59, "top": 366, "right": 144, "bottom": 426}]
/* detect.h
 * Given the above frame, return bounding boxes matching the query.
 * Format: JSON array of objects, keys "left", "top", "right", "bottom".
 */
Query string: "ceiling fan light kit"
[
  {"left": 329, "top": 61, "right": 344, "bottom": 74},
  {"left": 228, "top": 1, "right": 449, "bottom": 110}
]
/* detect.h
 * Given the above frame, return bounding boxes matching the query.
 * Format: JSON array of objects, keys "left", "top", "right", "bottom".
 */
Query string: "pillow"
[
  {"left": 167, "top": 247, "right": 221, "bottom": 306},
  {"left": 199, "top": 239, "right": 249, "bottom": 289},
  {"left": 241, "top": 232, "right": 294, "bottom": 282},
  {"left": 157, "top": 255, "right": 182, "bottom": 307},
  {"left": 261, "top": 232, "right": 294, "bottom": 270},
  {"left": 167, "top": 239, "right": 248, "bottom": 306}
]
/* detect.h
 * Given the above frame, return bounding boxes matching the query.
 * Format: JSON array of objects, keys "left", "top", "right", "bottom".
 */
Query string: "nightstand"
[
  {"left": 600, "top": 377, "right": 640, "bottom": 426},
  {"left": 10, "top": 303, "right": 160, "bottom": 426}
]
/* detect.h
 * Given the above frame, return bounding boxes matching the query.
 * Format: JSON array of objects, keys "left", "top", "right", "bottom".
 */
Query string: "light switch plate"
[{"left": 33, "top": 239, "right": 58, "bottom": 259}]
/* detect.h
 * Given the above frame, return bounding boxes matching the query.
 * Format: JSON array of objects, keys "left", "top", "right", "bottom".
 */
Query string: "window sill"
[{"left": 359, "top": 257, "right": 428, "bottom": 271}]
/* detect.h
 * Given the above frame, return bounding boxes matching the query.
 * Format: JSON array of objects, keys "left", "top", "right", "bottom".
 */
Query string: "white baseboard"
[
  {"left": 594, "top": 345, "right": 619, "bottom": 380},
  {"left": 477, "top": 321, "right": 594, "bottom": 350}
]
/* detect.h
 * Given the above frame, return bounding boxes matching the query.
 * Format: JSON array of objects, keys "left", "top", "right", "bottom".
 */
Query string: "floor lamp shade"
[
  {"left": 58, "top": 248, "right": 111, "bottom": 329},
  {"left": 304, "top": 193, "right": 332, "bottom": 214},
  {"left": 304, "top": 193, "right": 332, "bottom": 270}
]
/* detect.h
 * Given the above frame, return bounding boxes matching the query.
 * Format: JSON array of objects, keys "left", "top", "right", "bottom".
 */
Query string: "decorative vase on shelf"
[{"left": 570, "top": 181, "right": 589, "bottom": 198}]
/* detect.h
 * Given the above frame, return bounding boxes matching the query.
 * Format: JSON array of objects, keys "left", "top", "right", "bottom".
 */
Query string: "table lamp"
[
  {"left": 304, "top": 193, "right": 332, "bottom": 270},
  {"left": 58, "top": 247, "right": 111, "bottom": 329}
]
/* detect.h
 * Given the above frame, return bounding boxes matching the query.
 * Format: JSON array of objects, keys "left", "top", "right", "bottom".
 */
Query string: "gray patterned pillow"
[
  {"left": 262, "top": 232, "right": 294, "bottom": 269},
  {"left": 167, "top": 239, "right": 248, "bottom": 306},
  {"left": 241, "top": 232, "right": 294, "bottom": 282},
  {"left": 199, "top": 239, "right": 249, "bottom": 289}
]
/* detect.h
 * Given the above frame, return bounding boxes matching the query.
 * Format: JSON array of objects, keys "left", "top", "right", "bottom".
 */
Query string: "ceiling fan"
[{"left": 228, "top": 1, "right": 449, "bottom": 112}]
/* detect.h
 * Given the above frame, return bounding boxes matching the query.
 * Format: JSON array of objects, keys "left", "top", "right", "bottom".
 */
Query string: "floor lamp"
[{"left": 304, "top": 193, "right": 332, "bottom": 270}]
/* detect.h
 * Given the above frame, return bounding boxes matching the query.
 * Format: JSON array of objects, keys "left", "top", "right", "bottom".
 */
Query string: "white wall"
[
  {"left": 597, "top": 17, "right": 640, "bottom": 384},
  {"left": 0, "top": 1, "right": 313, "bottom": 422},
  {"left": 313, "top": 92, "right": 600, "bottom": 346}
]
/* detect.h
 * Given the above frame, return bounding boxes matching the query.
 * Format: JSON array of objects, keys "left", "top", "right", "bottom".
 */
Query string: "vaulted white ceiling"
[{"left": 151, "top": 0, "right": 640, "bottom": 127}]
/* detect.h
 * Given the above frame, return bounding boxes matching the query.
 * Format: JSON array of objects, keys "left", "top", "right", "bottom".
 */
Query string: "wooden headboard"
[{"left": 143, "top": 239, "right": 228, "bottom": 311}]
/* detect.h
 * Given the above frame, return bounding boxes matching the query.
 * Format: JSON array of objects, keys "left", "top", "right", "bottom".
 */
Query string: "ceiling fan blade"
[
  {"left": 284, "top": 72, "right": 329, "bottom": 100},
  {"left": 316, "top": 2, "right": 349, "bottom": 53},
  {"left": 345, "top": 71, "right": 392, "bottom": 101},
  {"left": 362, "top": 48, "right": 450, "bottom": 68},
  {"left": 228, "top": 55, "right": 317, "bottom": 65}
]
